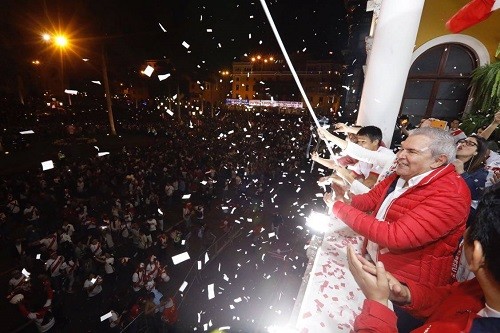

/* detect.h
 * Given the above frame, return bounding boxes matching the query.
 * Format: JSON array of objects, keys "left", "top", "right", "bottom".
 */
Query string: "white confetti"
[
  {"left": 19, "top": 130, "right": 34, "bottom": 134},
  {"left": 158, "top": 73, "right": 171, "bottom": 81},
  {"left": 142, "top": 65, "right": 154, "bottom": 77},
  {"left": 64, "top": 89, "right": 78, "bottom": 95},
  {"left": 41, "top": 160, "right": 54, "bottom": 171},
  {"left": 158, "top": 23, "right": 167, "bottom": 32},
  {"left": 179, "top": 281, "right": 188, "bottom": 292},
  {"left": 208, "top": 283, "right": 215, "bottom": 300},
  {"left": 182, "top": 194, "right": 191, "bottom": 199},
  {"left": 172, "top": 252, "right": 190, "bottom": 265},
  {"left": 100, "top": 311, "right": 113, "bottom": 322},
  {"left": 21, "top": 268, "right": 30, "bottom": 277},
  {"left": 182, "top": 41, "right": 190, "bottom": 49}
]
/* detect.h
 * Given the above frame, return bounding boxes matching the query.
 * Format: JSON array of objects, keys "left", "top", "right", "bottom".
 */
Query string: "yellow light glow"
[
  {"left": 269, "top": 57, "right": 274, "bottom": 61},
  {"left": 257, "top": 55, "right": 261, "bottom": 60},
  {"left": 251, "top": 57, "right": 256, "bottom": 62},
  {"left": 42, "top": 33, "right": 51, "bottom": 41},
  {"left": 264, "top": 59, "right": 268, "bottom": 63},
  {"left": 54, "top": 35, "right": 68, "bottom": 47}
]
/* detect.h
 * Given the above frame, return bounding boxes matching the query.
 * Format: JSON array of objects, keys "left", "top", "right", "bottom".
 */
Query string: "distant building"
[{"left": 225, "top": 56, "right": 343, "bottom": 114}]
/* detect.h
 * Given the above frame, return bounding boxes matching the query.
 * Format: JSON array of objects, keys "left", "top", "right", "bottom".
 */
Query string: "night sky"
[{"left": 1, "top": 0, "right": 348, "bottom": 83}]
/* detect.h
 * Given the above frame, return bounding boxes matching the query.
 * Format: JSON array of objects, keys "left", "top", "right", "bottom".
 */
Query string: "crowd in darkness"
[{"left": 0, "top": 101, "right": 312, "bottom": 332}]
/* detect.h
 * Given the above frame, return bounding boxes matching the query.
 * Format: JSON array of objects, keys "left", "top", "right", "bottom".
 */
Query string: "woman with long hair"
[{"left": 453, "top": 134, "right": 490, "bottom": 225}]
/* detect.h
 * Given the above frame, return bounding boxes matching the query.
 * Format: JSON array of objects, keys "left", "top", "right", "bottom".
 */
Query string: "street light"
[
  {"left": 54, "top": 35, "right": 68, "bottom": 47},
  {"left": 39, "top": 31, "right": 117, "bottom": 135},
  {"left": 42, "top": 32, "right": 70, "bottom": 101}
]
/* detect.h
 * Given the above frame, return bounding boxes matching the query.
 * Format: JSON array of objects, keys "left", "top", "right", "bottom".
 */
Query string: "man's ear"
[
  {"left": 430, "top": 154, "right": 448, "bottom": 169},
  {"left": 468, "top": 240, "right": 486, "bottom": 272}
]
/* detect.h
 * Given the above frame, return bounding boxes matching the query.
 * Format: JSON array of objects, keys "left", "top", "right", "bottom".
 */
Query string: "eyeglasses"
[{"left": 457, "top": 139, "right": 478, "bottom": 147}]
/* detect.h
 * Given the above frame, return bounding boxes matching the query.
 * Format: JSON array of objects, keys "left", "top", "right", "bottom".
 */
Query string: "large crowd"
[{"left": 1, "top": 103, "right": 312, "bottom": 332}]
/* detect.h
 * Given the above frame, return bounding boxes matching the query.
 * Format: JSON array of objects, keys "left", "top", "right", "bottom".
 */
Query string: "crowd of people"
[
  {"left": 1, "top": 104, "right": 312, "bottom": 332},
  {"left": 312, "top": 111, "right": 500, "bottom": 332}
]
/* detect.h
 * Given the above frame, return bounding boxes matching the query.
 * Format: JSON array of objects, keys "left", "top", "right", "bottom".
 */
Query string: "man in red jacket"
[
  {"left": 324, "top": 127, "right": 470, "bottom": 287},
  {"left": 348, "top": 186, "right": 500, "bottom": 333}
]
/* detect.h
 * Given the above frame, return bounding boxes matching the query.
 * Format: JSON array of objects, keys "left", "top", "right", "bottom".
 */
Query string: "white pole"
[
  {"left": 357, "top": 0, "right": 425, "bottom": 146},
  {"left": 259, "top": 0, "right": 335, "bottom": 156}
]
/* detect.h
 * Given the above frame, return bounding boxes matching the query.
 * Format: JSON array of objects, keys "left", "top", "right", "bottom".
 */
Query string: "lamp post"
[
  {"left": 42, "top": 33, "right": 69, "bottom": 102},
  {"left": 41, "top": 31, "right": 117, "bottom": 135}
]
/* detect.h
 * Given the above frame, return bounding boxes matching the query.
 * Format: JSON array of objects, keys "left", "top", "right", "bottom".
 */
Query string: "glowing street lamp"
[{"left": 54, "top": 35, "right": 68, "bottom": 48}]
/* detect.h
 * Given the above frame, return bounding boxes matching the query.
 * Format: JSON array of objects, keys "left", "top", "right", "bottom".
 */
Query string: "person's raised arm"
[
  {"left": 334, "top": 122, "right": 361, "bottom": 134},
  {"left": 479, "top": 111, "right": 500, "bottom": 140},
  {"left": 310, "top": 151, "right": 338, "bottom": 169},
  {"left": 317, "top": 127, "right": 348, "bottom": 150}
]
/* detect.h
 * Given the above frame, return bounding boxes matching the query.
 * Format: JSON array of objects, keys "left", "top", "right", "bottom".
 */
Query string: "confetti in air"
[
  {"left": 142, "top": 65, "right": 154, "bottom": 77},
  {"left": 179, "top": 281, "right": 188, "bottom": 292},
  {"left": 172, "top": 252, "right": 190, "bottom": 265},
  {"left": 100, "top": 312, "right": 113, "bottom": 322},
  {"left": 41, "top": 160, "right": 54, "bottom": 171},
  {"left": 158, "top": 73, "right": 171, "bottom": 81}
]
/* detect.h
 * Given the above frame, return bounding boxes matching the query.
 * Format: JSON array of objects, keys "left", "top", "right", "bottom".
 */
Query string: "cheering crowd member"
[
  {"left": 324, "top": 128, "right": 470, "bottom": 287},
  {"left": 348, "top": 185, "right": 500, "bottom": 333},
  {"left": 313, "top": 125, "right": 395, "bottom": 195}
]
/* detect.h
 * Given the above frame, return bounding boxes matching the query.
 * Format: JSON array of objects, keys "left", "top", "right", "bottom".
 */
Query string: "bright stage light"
[{"left": 305, "top": 211, "right": 330, "bottom": 233}]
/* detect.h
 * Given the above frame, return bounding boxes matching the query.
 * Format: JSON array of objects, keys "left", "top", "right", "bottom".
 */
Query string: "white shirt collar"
[
  {"left": 396, "top": 169, "right": 435, "bottom": 189},
  {"left": 477, "top": 303, "right": 500, "bottom": 318}
]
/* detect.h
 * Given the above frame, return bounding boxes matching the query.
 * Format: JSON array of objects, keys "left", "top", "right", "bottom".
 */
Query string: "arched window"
[{"left": 400, "top": 43, "right": 478, "bottom": 123}]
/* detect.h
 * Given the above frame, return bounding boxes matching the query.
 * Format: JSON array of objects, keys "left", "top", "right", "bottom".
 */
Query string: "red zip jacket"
[{"left": 333, "top": 164, "right": 470, "bottom": 286}]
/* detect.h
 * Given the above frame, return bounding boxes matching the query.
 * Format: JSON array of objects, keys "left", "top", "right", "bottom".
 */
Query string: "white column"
[{"left": 357, "top": 0, "right": 425, "bottom": 146}]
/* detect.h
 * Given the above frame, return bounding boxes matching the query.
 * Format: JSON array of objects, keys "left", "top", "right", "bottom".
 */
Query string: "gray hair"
[{"left": 408, "top": 127, "right": 456, "bottom": 164}]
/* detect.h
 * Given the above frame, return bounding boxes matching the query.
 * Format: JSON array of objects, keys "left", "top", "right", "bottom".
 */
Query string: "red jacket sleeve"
[
  {"left": 354, "top": 299, "right": 398, "bottom": 333},
  {"left": 332, "top": 184, "right": 469, "bottom": 250}
]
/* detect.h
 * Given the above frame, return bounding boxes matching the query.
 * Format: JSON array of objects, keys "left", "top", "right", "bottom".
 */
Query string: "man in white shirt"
[
  {"left": 146, "top": 217, "right": 157, "bottom": 232},
  {"left": 84, "top": 273, "right": 103, "bottom": 298}
]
